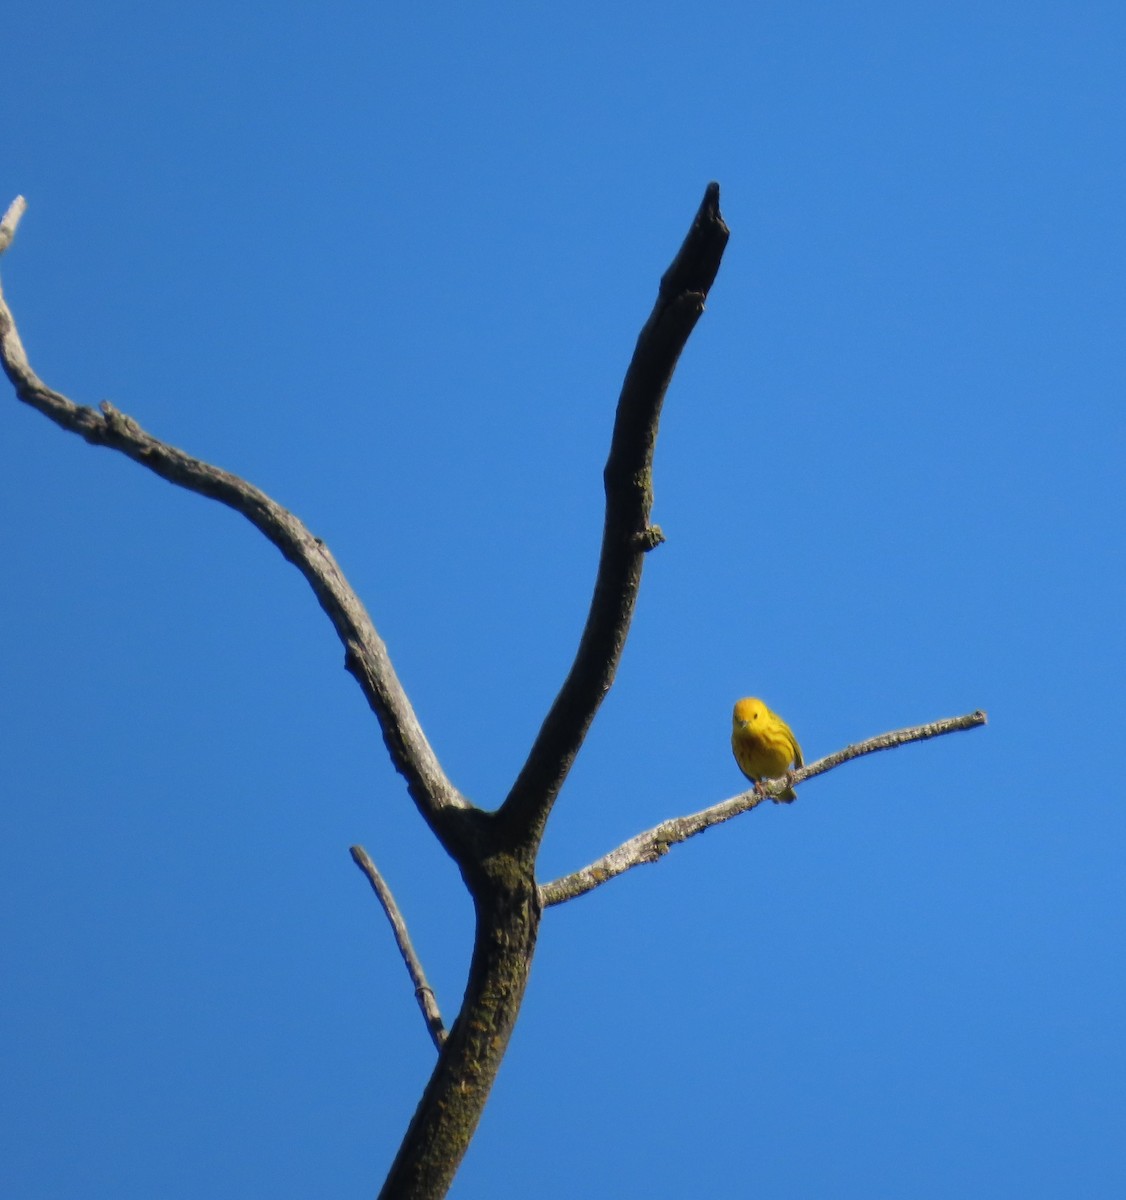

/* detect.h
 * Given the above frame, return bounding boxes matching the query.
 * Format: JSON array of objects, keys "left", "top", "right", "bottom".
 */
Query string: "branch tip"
[
  {"left": 500, "top": 186, "right": 730, "bottom": 834},
  {"left": 0, "top": 196, "right": 28, "bottom": 255}
]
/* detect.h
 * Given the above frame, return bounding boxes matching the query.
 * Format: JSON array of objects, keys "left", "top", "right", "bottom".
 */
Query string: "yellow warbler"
[{"left": 731, "top": 697, "right": 803, "bottom": 802}]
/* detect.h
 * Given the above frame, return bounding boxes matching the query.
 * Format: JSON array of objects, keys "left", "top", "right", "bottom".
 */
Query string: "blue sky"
[{"left": 2, "top": 2, "right": 1123, "bottom": 1197}]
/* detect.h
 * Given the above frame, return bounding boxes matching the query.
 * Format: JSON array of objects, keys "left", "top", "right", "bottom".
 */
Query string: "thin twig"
[
  {"left": 539, "top": 709, "right": 987, "bottom": 906},
  {"left": 0, "top": 197, "right": 470, "bottom": 848},
  {"left": 351, "top": 845, "right": 447, "bottom": 1051}
]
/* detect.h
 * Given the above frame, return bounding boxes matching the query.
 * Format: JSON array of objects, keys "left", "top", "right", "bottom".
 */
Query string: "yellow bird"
[{"left": 731, "top": 697, "right": 803, "bottom": 802}]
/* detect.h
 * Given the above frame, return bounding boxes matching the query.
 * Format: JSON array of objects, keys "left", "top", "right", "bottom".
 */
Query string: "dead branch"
[
  {"left": 351, "top": 845, "right": 447, "bottom": 1051},
  {"left": 539, "top": 709, "right": 987, "bottom": 906},
  {"left": 0, "top": 199, "right": 468, "bottom": 847},
  {"left": 499, "top": 183, "right": 730, "bottom": 843},
  {"left": 0, "top": 195, "right": 27, "bottom": 254}
]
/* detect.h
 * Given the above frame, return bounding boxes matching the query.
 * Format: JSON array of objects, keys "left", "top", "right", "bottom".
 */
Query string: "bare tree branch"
[
  {"left": 1, "top": 183, "right": 988, "bottom": 1200},
  {"left": 539, "top": 709, "right": 988, "bottom": 906},
  {"left": 500, "top": 183, "right": 730, "bottom": 842},
  {"left": 1, "top": 185, "right": 735, "bottom": 1200},
  {"left": 350, "top": 845, "right": 447, "bottom": 1051},
  {"left": 0, "top": 197, "right": 469, "bottom": 845},
  {"left": 0, "top": 195, "right": 26, "bottom": 254}
]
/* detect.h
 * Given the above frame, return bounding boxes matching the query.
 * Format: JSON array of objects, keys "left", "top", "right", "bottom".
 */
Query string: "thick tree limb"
[
  {"left": 350, "top": 845, "right": 447, "bottom": 1051},
  {"left": 0, "top": 197, "right": 468, "bottom": 843},
  {"left": 372, "top": 190, "right": 732, "bottom": 1197},
  {"left": 539, "top": 709, "right": 988, "bottom": 906},
  {"left": 500, "top": 183, "right": 730, "bottom": 842},
  {"left": 378, "top": 840, "right": 541, "bottom": 1200}
]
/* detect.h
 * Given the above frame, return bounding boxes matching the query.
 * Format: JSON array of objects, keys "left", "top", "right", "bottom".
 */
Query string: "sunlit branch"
[
  {"left": 351, "top": 845, "right": 447, "bottom": 1051},
  {"left": 0, "top": 198, "right": 469, "bottom": 844},
  {"left": 539, "top": 710, "right": 988, "bottom": 906},
  {"left": 0, "top": 195, "right": 27, "bottom": 254}
]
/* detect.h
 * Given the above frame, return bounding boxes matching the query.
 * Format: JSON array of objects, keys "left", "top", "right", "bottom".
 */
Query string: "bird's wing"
[{"left": 789, "top": 728, "right": 804, "bottom": 768}]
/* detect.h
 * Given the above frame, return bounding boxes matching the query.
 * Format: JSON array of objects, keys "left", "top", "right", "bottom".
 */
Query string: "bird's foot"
[{"left": 773, "top": 771, "right": 798, "bottom": 804}]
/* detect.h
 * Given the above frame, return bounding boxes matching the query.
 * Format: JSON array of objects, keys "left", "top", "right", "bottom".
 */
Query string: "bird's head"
[{"left": 732, "top": 697, "right": 767, "bottom": 730}]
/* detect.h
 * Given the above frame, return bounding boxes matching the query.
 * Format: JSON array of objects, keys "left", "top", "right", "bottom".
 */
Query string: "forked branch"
[
  {"left": 4, "top": 184, "right": 981, "bottom": 1200},
  {"left": 539, "top": 709, "right": 987, "bottom": 906},
  {"left": 2, "top": 184, "right": 737, "bottom": 1200}
]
